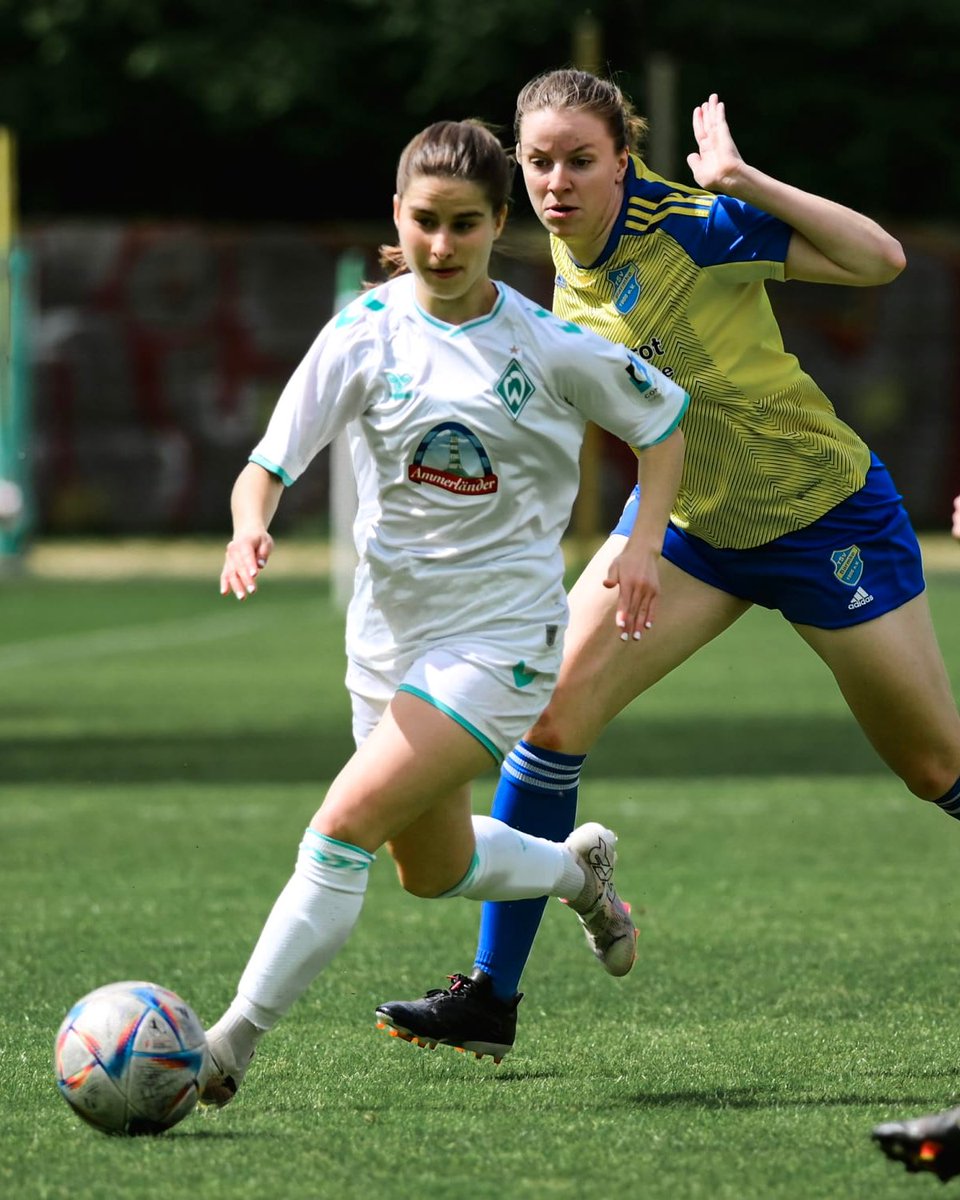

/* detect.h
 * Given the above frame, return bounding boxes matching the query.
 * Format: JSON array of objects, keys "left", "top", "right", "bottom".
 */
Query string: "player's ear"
[
  {"left": 392, "top": 194, "right": 401, "bottom": 228},
  {"left": 615, "top": 148, "right": 628, "bottom": 185},
  {"left": 493, "top": 205, "right": 508, "bottom": 239}
]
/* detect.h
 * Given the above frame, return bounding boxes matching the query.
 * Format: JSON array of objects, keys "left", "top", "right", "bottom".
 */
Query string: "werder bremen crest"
[{"left": 495, "top": 358, "right": 536, "bottom": 420}]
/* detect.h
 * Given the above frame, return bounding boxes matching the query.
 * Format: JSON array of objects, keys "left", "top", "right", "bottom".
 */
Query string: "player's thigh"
[
  {"left": 313, "top": 688, "right": 493, "bottom": 855},
  {"left": 533, "top": 542, "right": 751, "bottom": 752},
  {"left": 793, "top": 593, "right": 960, "bottom": 797}
]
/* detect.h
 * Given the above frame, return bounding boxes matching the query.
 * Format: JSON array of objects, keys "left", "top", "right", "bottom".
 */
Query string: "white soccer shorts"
[{"left": 346, "top": 637, "right": 561, "bottom": 763}]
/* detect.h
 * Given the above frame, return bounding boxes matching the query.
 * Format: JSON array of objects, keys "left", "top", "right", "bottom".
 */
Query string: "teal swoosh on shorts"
[{"left": 512, "top": 661, "right": 538, "bottom": 688}]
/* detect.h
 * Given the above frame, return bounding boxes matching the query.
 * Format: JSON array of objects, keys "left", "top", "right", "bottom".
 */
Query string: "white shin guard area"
[{"left": 234, "top": 829, "right": 373, "bottom": 1027}]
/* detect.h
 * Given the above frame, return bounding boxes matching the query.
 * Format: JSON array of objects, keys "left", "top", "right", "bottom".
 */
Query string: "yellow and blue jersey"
[{"left": 549, "top": 154, "right": 871, "bottom": 549}]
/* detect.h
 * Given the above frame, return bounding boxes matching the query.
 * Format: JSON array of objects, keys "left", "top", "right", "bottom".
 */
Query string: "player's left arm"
[
  {"left": 604, "top": 427, "right": 685, "bottom": 640},
  {"left": 687, "top": 93, "right": 906, "bottom": 287}
]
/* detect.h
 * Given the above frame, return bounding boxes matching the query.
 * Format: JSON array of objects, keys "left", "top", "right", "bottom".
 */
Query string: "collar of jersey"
[{"left": 414, "top": 281, "right": 505, "bottom": 333}]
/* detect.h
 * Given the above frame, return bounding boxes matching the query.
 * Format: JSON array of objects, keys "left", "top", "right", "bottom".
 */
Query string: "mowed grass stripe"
[{"left": 0, "top": 610, "right": 274, "bottom": 670}]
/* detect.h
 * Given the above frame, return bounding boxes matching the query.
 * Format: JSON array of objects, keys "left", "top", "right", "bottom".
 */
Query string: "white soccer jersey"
[{"left": 251, "top": 274, "right": 688, "bottom": 669}]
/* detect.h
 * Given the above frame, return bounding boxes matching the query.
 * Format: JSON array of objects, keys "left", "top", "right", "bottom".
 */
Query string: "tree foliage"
[{"left": 1, "top": 0, "right": 957, "bottom": 222}]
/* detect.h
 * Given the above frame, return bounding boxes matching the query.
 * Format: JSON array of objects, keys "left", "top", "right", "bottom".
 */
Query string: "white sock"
[
  {"left": 226, "top": 829, "right": 374, "bottom": 1031},
  {"left": 204, "top": 1002, "right": 264, "bottom": 1066},
  {"left": 444, "top": 814, "right": 585, "bottom": 901}
]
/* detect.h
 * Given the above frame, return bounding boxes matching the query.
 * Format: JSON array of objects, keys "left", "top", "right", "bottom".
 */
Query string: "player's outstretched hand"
[
  {"left": 686, "top": 94, "right": 744, "bottom": 194},
  {"left": 952, "top": 493, "right": 960, "bottom": 540},
  {"left": 872, "top": 1105, "right": 960, "bottom": 1182},
  {"left": 603, "top": 544, "right": 660, "bottom": 642},
  {"left": 220, "top": 531, "right": 274, "bottom": 600}
]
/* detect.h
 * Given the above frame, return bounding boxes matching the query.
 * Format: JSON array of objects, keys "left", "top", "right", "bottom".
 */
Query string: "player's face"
[
  {"left": 517, "top": 108, "right": 628, "bottom": 265},
  {"left": 394, "top": 177, "right": 506, "bottom": 325}
]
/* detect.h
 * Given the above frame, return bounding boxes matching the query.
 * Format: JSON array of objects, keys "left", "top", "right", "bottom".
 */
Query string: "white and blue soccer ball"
[{"left": 54, "top": 981, "right": 209, "bottom": 1135}]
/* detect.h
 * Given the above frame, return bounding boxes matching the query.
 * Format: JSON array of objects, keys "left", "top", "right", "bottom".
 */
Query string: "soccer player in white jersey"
[
  {"left": 376, "top": 70, "right": 960, "bottom": 1064},
  {"left": 199, "top": 118, "right": 686, "bottom": 1103}
]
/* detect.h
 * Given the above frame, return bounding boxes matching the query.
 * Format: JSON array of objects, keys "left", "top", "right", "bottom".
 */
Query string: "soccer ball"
[{"left": 54, "top": 980, "right": 210, "bottom": 1135}]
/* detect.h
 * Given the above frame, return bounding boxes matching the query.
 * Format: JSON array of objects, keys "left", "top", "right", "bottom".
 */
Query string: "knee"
[
  {"left": 903, "top": 763, "right": 960, "bottom": 803},
  {"left": 393, "top": 863, "right": 458, "bottom": 900},
  {"left": 398, "top": 874, "right": 443, "bottom": 899},
  {"left": 527, "top": 702, "right": 574, "bottom": 753}
]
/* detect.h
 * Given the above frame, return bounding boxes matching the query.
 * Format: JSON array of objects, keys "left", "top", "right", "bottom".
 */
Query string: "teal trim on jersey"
[
  {"left": 531, "top": 305, "right": 583, "bottom": 335},
  {"left": 435, "top": 850, "right": 481, "bottom": 898},
  {"left": 301, "top": 827, "right": 375, "bottom": 869},
  {"left": 363, "top": 295, "right": 386, "bottom": 311},
  {"left": 335, "top": 305, "right": 360, "bottom": 328},
  {"left": 628, "top": 393, "right": 689, "bottom": 455},
  {"left": 248, "top": 453, "right": 294, "bottom": 487},
  {"left": 650, "top": 393, "right": 689, "bottom": 445},
  {"left": 397, "top": 684, "right": 502, "bottom": 764},
  {"left": 414, "top": 283, "right": 506, "bottom": 334}
]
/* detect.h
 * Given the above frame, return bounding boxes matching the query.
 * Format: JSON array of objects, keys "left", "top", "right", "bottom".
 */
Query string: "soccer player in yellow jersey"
[{"left": 374, "top": 71, "right": 960, "bottom": 1065}]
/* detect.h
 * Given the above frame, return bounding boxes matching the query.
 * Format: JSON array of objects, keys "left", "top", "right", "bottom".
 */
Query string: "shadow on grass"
[
  {"left": 168, "top": 1128, "right": 276, "bottom": 1140},
  {"left": 493, "top": 1070, "right": 562, "bottom": 1083},
  {"left": 1, "top": 712, "right": 884, "bottom": 784},
  {"left": 629, "top": 1088, "right": 957, "bottom": 1110}
]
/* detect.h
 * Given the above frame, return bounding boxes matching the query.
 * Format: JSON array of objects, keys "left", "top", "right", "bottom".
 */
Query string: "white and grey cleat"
[{"left": 563, "top": 821, "right": 638, "bottom": 977}]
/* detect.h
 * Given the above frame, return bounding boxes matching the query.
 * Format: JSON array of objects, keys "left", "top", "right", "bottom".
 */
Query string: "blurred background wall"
[
  {"left": 20, "top": 220, "right": 960, "bottom": 538},
  {"left": 2, "top": 0, "right": 958, "bottom": 545}
]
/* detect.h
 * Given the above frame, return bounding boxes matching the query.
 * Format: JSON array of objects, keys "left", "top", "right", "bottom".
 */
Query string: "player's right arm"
[
  {"left": 220, "top": 296, "right": 379, "bottom": 601},
  {"left": 220, "top": 462, "right": 285, "bottom": 600},
  {"left": 687, "top": 93, "right": 906, "bottom": 287}
]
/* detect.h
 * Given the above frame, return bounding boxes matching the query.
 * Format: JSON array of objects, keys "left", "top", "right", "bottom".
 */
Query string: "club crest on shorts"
[
  {"left": 607, "top": 263, "right": 641, "bottom": 314},
  {"left": 408, "top": 421, "right": 498, "bottom": 494},
  {"left": 830, "top": 544, "right": 864, "bottom": 587}
]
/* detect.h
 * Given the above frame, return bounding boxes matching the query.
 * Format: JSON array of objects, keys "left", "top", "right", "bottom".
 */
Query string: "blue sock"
[
  {"left": 934, "top": 776, "right": 960, "bottom": 818},
  {"left": 473, "top": 741, "right": 585, "bottom": 999}
]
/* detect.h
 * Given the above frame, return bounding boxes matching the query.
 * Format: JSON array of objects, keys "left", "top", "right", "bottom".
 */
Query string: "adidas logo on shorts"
[{"left": 847, "top": 586, "right": 874, "bottom": 610}]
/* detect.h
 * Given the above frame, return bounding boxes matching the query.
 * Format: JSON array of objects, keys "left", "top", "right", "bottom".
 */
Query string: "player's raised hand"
[
  {"left": 603, "top": 544, "right": 660, "bottom": 641},
  {"left": 220, "top": 530, "right": 273, "bottom": 600},
  {"left": 686, "top": 94, "right": 743, "bottom": 193}
]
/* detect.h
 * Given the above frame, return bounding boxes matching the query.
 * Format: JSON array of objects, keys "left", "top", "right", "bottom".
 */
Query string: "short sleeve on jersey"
[{"left": 666, "top": 193, "right": 792, "bottom": 270}]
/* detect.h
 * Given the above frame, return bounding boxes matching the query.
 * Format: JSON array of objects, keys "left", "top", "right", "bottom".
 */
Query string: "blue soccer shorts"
[{"left": 611, "top": 454, "right": 925, "bottom": 629}]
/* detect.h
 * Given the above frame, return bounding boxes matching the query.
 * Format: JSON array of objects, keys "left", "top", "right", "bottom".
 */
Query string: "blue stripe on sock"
[
  {"left": 934, "top": 776, "right": 960, "bottom": 817},
  {"left": 474, "top": 741, "right": 586, "bottom": 999},
  {"left": 503, "top": 742, "right": 584, "bottom": 791}
]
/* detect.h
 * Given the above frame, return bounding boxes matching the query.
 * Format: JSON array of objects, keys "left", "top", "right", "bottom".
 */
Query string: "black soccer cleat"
[
  {"left": 872, "top": 1105, "right": 960, "bottom": 1182},
  {"left": 375, "top": 970, "right": 520, "bottom": 1064}
]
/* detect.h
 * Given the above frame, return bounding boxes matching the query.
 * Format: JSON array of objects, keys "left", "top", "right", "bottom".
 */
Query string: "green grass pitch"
[{"left": 2, "top": 562, "right": 959, "bottom": 1199}]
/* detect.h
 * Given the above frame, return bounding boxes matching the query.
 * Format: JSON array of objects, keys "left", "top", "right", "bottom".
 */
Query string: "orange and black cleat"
[
  {"left": 374, "top": 971, "right": 519, "bottom": 1064},
  {"left": 873, "top": 1106, "right": 960, "bottom": 1182}
]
